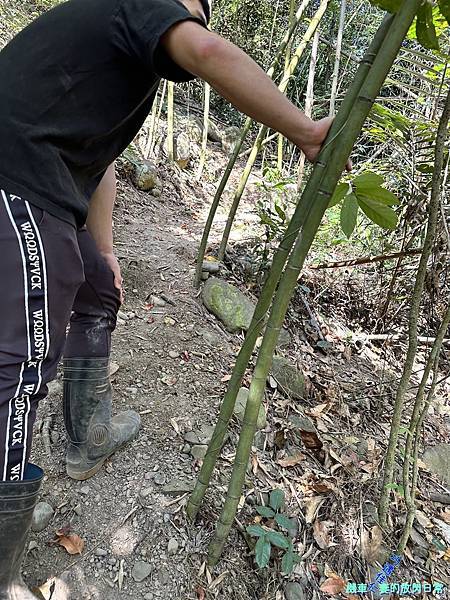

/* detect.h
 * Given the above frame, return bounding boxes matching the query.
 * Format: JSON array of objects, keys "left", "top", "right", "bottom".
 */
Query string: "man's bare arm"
[
  {"left": 161, "top": 21, "right": 331, "bottom": 162},
  {"left": 86, "top": 163, "right": 123, "bottom": 302}
]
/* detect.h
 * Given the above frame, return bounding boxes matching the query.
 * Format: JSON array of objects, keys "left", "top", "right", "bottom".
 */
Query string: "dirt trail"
[
  {"left": 25, "top": 154, "right": 450, "bottom": 600},
  {"left": 28, "top": 156, "right": 261, "bottom": 600}
]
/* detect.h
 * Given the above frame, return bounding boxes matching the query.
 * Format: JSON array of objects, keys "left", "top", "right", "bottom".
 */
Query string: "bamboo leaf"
[
  {"left": 274, "top": 203, "right": 287, "bottom": 221},
  {"left": 247, "top": 524, "right": 266, "bottom": 538},
  {"left": 358, "top": 197, "right": 398, "bottom": 230},
  {"left": 266, "top": 530, "right": 290, "bottom": 549},
  {"left": 328, "top": 182, "right": 350, "bottom": 208},
  {"left": 281, "top": 550, "right": 295, "bottom": 574},
  {"left": 340, "top": 193, "right": 358, "bottom": 238},
  {"left": 416, "top": 2, "right": 440, "bottom": 50},
  {"left": 269, "top": 489, "right": 285, "bottom": 511},
  {"left": 256, "top": 506, "right": 276, "bottom": 518},
  {"left": 255, "top": 536, "right": 271, "bottom": 568},
  {"left": 275, "top": 514, "right": 294, "bottom": 531}
]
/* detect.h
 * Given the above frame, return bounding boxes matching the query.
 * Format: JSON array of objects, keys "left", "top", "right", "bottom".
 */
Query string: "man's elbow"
[{"left": 193, "top": 34, "right": 224, "bottom": 63}]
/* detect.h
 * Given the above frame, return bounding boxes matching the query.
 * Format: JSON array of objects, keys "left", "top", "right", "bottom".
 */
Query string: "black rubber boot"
[
  {"left": 63, "top": 358, "right": 141, "bottom": 481},
  {"left": 0, "top": 464, "right": 43, "bottom": 600}
]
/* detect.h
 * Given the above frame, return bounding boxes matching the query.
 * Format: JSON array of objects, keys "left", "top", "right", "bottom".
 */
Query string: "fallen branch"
[
  {"left": 310, "top": 248, "right": 422, "bottom": 269},
  {"left": 365, "top": 334, "right": 450, "bottom": 346},
  {"left": 426, "top": 493, "right": 450, "bottom": 505}
]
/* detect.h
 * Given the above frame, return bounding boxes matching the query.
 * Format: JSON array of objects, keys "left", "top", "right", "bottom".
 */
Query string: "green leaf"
[
  {"left": 353, "top": 172, "right": 384, "bottom": 189},
  {"left": 269, "top": 489, "right": 285, "bottom": 511},
  {"left": 340, "top": 193, "right": 358, "bottom": 238},
  {"left": 416, "top": 2, "right": 440, "bottom": 50},
  {"left": 266, "top": 530, "right": 290, "bottom": 549},
  {"left": 256, "top": 506, "right": 276, "bottom": 518},
  {"left": 274, "top": 204, "right": 286, "bottom": 221},
  {"left": 358, "top": 197, "right": 398, "bottom": 230},
  {"left": 439, "top": 0, "right": 450, "bottom": 25},
  {"left": 357, "top": 188, "right": 400, "bottom": 206},
  {"left": 247, "top": 524, "right": 266, "bottom": 538},
  {"left": 255, "top": 536, "right": 271, "bottom": 568},
  {"left": 281, "top": 550, "right": 295, "bottom": 574},
  {"left": 275, "top": 514, "right": 293, "bottom": 531},
  {"left": 328, "top": 183, "right": 350, "bottom": 208}
]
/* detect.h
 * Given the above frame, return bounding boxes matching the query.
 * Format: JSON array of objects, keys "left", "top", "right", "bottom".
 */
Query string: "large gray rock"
[
  {"left": 422, "top": 444, "right": 450, "bottom": 486},
  {"left": 234, "top": 388, "right": 266, "bottom": 430},
  {"left": 202, "top": 277, "right": 255, "bottom": 333},
  {"left": 207, "top": 118, "right": 222, "bottom": 143},
  {"left": 32, "top": 502, "right": 54, "bottom": 532},
  {"left": 271, "top": 356, "right": 305, "bottom": 399},
  {"left": 221, "top": 125, "right": 241, "bottom": 154},
  {"left": 165, "top": 132, "right": 191, "bottom": 169},
  {"left": 132, "top": 160, "right": 161, "bottom": 191}
]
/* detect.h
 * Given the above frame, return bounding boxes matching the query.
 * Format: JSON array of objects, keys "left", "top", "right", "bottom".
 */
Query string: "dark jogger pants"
[{"left": 0, "top": 190, "right": 121, "bottom": 481}]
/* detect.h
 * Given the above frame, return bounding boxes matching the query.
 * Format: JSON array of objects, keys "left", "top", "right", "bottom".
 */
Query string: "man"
[{"left": 0, "top": 0, "right": 335, "bottom": 596}]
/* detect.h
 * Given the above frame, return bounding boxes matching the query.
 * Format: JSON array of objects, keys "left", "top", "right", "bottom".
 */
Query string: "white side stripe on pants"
[{"left": 1, "top": 190, "right": 49, "bottom": 481}]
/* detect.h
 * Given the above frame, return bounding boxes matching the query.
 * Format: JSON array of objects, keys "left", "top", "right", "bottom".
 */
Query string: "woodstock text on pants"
[{"left": 0, "top": 190, "right": 121, "bottom": 481}]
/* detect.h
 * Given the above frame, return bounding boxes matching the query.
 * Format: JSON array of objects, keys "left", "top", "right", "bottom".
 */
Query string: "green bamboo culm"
[
  {"left": 207, "top": 0, "right": 421, "bottom": 565},
  {"left": 193, "top": 0, "right": 312, "bottom": 288},
  {"left": 217, "top": 0, "right": 330, "bottom": 262},
  {"left": 186, "top": 15, "right": 395, "bottom": 523}
]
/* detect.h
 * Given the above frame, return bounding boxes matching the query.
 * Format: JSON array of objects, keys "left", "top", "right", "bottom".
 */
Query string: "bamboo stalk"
[
  {"left": 194, "top": 0, "right": 312, "bottom": 288},
  {"left": 186, "top": 14, "right": 395, "bottom": 524},
  {"left": 208, "top": 0, "right": 421, "bottom": 565},
  {"left": 144, "top": 85, "right": 160, "bottom": 159},
  {"left": 378, "top": 84, "right": 450, "bottom": 528},
  {"left": 329, "top": 0, "right": 347, "bottom": 117},
  {"left": 167, "top": 82, "right": 175, "bottom": 161},
  {"left": 218, "top": 0, "right": 331, "bottom": 262},
  {"left": 399, "top": 303, "right": 450, "bottom": 553},
  {"left": 197, "top": 83, "right": 211, "bottom": 180},
  {"left": 277, "top": 0, "right": 296, "bottom": 173},
  {"left": 149, "top": 80, "right": 167, "bottom": 157},
  {"left": 297, "top": 27, "right": 320, "bottom": 190}
]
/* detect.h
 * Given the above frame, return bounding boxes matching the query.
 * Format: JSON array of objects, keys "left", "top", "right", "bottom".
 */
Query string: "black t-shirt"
[{"left": 0, "top": 0, "right": 204, "bottom": 227}]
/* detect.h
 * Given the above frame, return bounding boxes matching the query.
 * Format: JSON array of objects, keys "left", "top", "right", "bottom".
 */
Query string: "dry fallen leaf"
[
  {"left": 361, "top": 525, "right": 383, "bottom": 564},
  {"left": 54, "top": 529, "right": 84, "bottom": 555},
  {"left": 442, "top": 509, "right": 450, "bottom": 525},
  {"left": 320, "top": 575, "right": 346, "bottom": 595},
  {"left": 305, "top": 496, "right": 325, "bottom": 524},
  {"left": 278, "top": 453, "right": 306, "bottom": 468},
  {"left": 33, "top": 578, "right": 56, "bottom": 600},
  {"left": 196, "top": 587, "right": 206, "bottom": 600},
  {"left": 299, "top": 429, "right": 323, "bottom": 450},
  {"left": 313, "top": 519, "right": 334, "bottom": 550}
]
